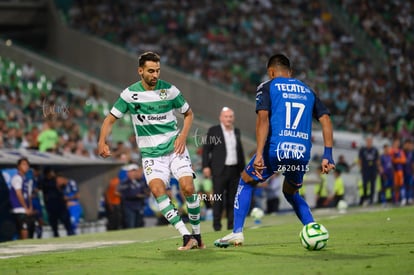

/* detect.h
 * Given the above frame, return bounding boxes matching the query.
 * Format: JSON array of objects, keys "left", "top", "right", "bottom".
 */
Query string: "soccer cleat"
[
  {"left": 214, "top": 232, "right": 244, "bottom": 248},
  {"left": 192, "top": 234, "right": 206, "bottom": 249},
  {"left": 177, "top": 235, "right": 198, "bottom": 251}
]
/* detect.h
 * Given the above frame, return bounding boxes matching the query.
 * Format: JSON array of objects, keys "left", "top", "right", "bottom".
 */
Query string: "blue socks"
[
  {"left": 232, "top": 178, "right": 314, "bottom": 233},
  {"left": 233, "top": 178, "right": 254, "bottom": 233},
  {"left": 284, "top": 192, "right": 314, "bottom": 225}
]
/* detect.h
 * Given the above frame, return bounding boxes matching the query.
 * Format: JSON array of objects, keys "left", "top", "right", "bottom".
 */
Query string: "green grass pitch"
[{"left": 0, "top": 206, "right": 413, "bottom": 275}]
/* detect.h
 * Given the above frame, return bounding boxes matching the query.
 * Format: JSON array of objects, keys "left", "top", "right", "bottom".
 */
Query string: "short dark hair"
[
  {"left": 17, "top": 157, "right": 29, "bottom": 166},
  {"left": 138, "top": 52, "right": 160, "bottom": 67},
  {"left": 267, "top": 54, "right": 291, "bottom": 70}
]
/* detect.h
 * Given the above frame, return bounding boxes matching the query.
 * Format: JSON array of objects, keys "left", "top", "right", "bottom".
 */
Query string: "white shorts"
[{"left": 141, "top": 148, "right": 195, "bottom": 185}]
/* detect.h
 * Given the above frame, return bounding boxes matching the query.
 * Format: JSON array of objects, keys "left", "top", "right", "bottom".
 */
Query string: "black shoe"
[
  {"left": 177, "top": 234, "right": 198, "bottom": 251},
  {"left": 192, "top": 234, "right": 206, "bottom": 249}
]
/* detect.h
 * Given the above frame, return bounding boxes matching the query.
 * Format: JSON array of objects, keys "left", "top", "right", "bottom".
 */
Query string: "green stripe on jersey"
[
  {"left": 110, "top": 79, "right": 189, "bottom": 158},
  {"left": 135, "top": 120, "right": 177, "bottom": 137},
  {"left": 129, "top": 79, "right": 172, "bottom": 91},
  {"left": 140, "top": 138, "right": 175, "bottom": 157},
  {"left": 130, "top": 100, "right": 174, "bottom": 115}
]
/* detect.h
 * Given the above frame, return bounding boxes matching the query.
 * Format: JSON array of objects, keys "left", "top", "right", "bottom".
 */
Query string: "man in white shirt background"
[{"left": 202, "top": 107, "right": 246, "bottom": 231}]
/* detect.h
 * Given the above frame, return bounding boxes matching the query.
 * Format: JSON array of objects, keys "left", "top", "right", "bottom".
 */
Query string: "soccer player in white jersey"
[{"left": 98, "top": 52, "right": 204, "bottom": 250}]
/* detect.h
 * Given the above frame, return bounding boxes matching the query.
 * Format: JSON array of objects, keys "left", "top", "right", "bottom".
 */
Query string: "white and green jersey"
[{"left": 110, "top": 79, "right": 189, "bottom": 158}]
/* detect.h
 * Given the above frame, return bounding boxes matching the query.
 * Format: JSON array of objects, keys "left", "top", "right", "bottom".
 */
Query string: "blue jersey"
[
  {"left": 9, "top": 173, "right": 33, "bottom": 213},
  {"left": 256, "top": 77, "right": 329, "bottom": 161},
  {"left": 64, "top": 180, "right": 80, "bottom": 204}
]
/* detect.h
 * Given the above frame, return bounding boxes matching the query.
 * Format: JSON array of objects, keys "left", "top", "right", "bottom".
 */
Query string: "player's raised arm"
[
  {"left": 98, "top": 113, "right": 117, "bottom": 158},
  {"left": 319, "top": 114, "right": 335, "bottom": 174}
]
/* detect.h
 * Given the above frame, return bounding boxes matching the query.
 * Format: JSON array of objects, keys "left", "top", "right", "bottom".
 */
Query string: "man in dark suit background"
[{"left": 202, "top": 107, "right": 245, "bottom": 231}]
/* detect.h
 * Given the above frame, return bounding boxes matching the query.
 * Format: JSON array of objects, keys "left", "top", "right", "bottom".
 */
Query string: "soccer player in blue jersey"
[
  {"left": 59, "top": 175, "right": 83, "bottom": 234},
  {"left": 214, "top": 54, "right": 335, "bottom": 247}
]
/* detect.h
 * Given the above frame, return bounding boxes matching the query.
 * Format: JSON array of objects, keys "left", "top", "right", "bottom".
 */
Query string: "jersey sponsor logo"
[
  {"left": 137, "top": 114, "right": 145, "bottom": 122},
  {"left": 131, "top": 93, "right": 139, "bottom": 101},
  {"left": 274, "top": 83, "right": 311, "bottom": 94},
  {"left": 147, "top": 114, "right": 167, "bottom": 121},
  {"left": 136, "top": 114, "right": 167, "bottom": 122},
  {"left": 282, "top": 93, "right": 307, "bottom": 100},
  {"left": 159, "top": 89, "right": 167, "bottom": 100},
  {"left": 275, "top": 142, "right": 306, "bottom": 161}
]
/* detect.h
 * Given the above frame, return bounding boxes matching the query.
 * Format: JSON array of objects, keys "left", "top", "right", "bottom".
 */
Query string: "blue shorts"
[
  {"left": 245, "top": 152, "right": 309, "bottom": 189},
  {"left": 68, "top": 204, "right": 83, "bottom": 226}
]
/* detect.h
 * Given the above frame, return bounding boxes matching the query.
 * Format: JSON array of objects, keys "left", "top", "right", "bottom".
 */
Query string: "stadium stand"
[
  {"left": 0, "top": 53, "right": 204, "bottom": 169},
  {"left": 56, "top": 0, "right": 413, "bottom": 139},
  {"left": 0, "top": 55, "right": 112, "bottom": 158}
]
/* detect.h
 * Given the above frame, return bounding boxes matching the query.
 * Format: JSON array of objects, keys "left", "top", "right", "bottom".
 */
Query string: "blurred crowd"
[
  {"left": 1, "top": 0, "right": 413, "bottom": 162},
  {"left": 62, "top": 0, "right": 414, "bottom": 140},
  {"left": 0, "top": 60, "right": 140, "bottom": 162}
]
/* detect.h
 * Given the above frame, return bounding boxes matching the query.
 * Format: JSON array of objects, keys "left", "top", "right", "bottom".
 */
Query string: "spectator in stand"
[
  {"left": 21, "top": 61, "right": 37, "bottom": 83},
  {"left": 37, "top": 120, "right": 59, "bottom": 153},
  {"left": 4, "top": 127, "right": 19, "bottom": 149},
  {"left": 82, "top": 128, "right": 98, "bottom": 157},
  {"left": 52, "top": 75, "right": 69, "bottom": 95},
  {"left": 28, "top": 126, "right": 40, "bottom": 150},
  {"left": 60, "top": 0, "right": 414, "bottom": 141},
  {"left": 112, "top": 141, "right": 131, "bottom": 163},
  {"left": 124, "top": 133, "right": 141, "bottom": 163}
]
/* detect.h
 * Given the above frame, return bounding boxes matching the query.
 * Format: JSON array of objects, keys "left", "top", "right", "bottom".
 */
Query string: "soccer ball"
[
  {"left": 300, "top": 222, "right": 329, "bottom": 251},
  {"left": 337, "top": 200, "right": 348, "bottom": 214},
  {"left": 250, "top": 207, "right": 264, "bottom": 221}
]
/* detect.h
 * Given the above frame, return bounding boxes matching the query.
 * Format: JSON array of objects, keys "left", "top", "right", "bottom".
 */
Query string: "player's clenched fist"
[{"left": 98, "top": 143, "right": 111, "bottom": 158}]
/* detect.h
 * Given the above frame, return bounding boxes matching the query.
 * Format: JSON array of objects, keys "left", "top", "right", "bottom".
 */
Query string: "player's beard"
[{"left": 144, "top": 77, "right": 157, "bottom": 89}]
